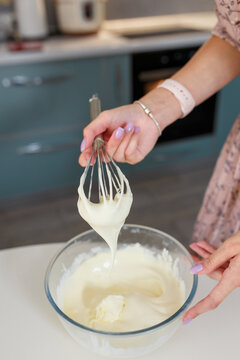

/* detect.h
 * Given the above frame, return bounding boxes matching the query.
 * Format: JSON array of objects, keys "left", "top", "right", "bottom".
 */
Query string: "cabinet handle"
[
  {"left": 17, "top": 141, "right": 79, "bottom": 155},
  {"left": 114, "top": 63, "right": 122, "bottom": 105},
  {"left": 2, "top": 74, "right": 73, "bottom": 88}
]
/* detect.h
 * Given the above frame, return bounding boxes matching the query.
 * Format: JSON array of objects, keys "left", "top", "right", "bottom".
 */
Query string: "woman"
[{"left": 79, "top": 1, "right": 240, "bottom": 324}]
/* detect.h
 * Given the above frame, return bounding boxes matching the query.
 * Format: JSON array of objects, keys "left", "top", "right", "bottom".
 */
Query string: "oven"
[{"left": 131, "top": 46, "right": 217, "bottom": 144}]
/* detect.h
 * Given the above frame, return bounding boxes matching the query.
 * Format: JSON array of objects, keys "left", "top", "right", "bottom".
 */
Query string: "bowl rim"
[{"left": 44, "top": 224, "right": 198, "bottom": 337}]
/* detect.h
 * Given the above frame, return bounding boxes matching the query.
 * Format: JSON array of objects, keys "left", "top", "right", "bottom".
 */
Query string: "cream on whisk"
[{"left": 77, "top": 160, "right": 133, "bottom": 263}]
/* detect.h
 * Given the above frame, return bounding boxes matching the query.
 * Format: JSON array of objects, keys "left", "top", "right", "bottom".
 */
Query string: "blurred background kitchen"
[{"left": 0, "top": 0, "right": 239, "bottom": 250}]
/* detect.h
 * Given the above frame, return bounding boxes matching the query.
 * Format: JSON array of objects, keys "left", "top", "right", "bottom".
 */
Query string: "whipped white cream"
[
  {"left": 58, "top": 244, "right": 185, "bottom": 332},
  {"left": 77, "top": 162, "right": 133, "bottom": 262}
]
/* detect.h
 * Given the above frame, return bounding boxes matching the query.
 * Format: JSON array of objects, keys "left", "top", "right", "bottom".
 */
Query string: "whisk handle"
[
  {"left": 89, "top": 94, "right": 105, "bottom": 150},
  {"left": 89, "top": 93, "right": 101, "bottom": 121}
]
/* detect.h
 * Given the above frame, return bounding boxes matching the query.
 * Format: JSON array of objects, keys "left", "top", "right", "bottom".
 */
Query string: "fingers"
[
  {"left": 79, "top": 126, "right": 126, "bottom": 167},
  {"left": 191, "top": 236, "right": 240, "bottom": 275},
  {"left": 113, "top": 129, "right": 139, "bottom": 164},
  {"left": 104, "top": 127, "right": 125, "bottom": 158},
  {"left": 191, "top": 253, "right": 224, "bottom": 281},
  {"left": 190, "top": 243, "right": 211, "bottom": 259},
  {"left": 79, "top": 110, "right": 121, "bottom": 167},
  {"left": 190, "top": 241, "right": 229, "bottom": 271},
  {"left": 82, "top": 111, "right": 114, "bottom": 149},
  {"left": 183, "top": 254, "right": 240, "bottom": 323},
  {"left": 195, "top": 241, "right": 217, "bottom": 253},
  {"left": 191, "top": 254, "right": 202, "bottom": 264},
  {"left": 104, "top": 122, "right": 141, "bottom": 164},
  {"left": 79, "top": 148, "right": 93, "bottom": 167},
  {"left": 105, "top": 123, "right": 134, "bottom": 161},
  {"left": 79, "top": 121, "right": 140, "bottom": 166},
  {"left": 82, "top": 105, "right": 135, "bottom": 150}
]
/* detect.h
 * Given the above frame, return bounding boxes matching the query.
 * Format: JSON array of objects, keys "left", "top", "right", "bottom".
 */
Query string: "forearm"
[
  {"left": 172, "top": 35, "right": 240, "bottom": 106},
  {"left": 140, "top": 35, "right": 240, "bottom": 131}
]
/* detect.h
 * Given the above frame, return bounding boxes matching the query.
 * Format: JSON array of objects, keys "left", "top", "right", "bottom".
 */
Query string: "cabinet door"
[
  {"left": 0, "top": 58, "right": 101, "bottom": 199},
  {"left": 0, "top": 129, "right": 81, "bottom": 199},
  {"left": 0, "top": 58, "right": 104, "bottom": 136},
  {"left": 100, "top": 55, "right": 131, "bottom": 109},
  {"left": 0, "top": 55, "right": 131, "bottom": 199}
]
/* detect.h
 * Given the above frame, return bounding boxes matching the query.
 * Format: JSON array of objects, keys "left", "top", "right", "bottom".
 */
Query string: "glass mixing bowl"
[{"left": 45, "top": 224, "right": 197, "bottom": 358}]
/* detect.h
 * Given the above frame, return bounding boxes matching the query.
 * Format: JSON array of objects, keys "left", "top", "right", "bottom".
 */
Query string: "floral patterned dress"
[{"left": 191, "top": 0, "right": 240, "bottom": 247}]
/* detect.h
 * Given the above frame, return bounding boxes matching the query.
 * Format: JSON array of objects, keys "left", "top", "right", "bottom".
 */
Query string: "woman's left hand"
[{"left": 183, "top": 232, "right": 240, "bottom": 324}]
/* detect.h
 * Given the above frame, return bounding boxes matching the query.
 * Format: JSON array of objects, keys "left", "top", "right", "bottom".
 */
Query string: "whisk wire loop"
[{"left": 85, "top": 140, "right": 125, "bottom": 204}]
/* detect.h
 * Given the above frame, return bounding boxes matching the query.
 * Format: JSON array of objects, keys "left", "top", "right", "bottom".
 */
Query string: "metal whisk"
[{"left": 82, "top": 94, "right": 125, "bottom": 203}]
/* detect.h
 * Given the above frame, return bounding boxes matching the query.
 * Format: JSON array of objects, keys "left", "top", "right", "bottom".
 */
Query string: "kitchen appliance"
[
  {"left": 0, "top": 11, "right": 13, "bottom": 41},
  {"left": 45, "top": 224, "right": 197, "bottom": 358},
  {"left": 55, "top": 0, "right": 105, "bottom": 35},
  {"left": 14, "top": 0, "right": 48, "bottom": 39},
  {"left": 132, "top": 47, "right": 217, "bottom": 144}
]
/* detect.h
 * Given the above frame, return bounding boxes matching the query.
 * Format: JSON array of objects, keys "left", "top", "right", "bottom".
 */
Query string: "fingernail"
[
  {"left": 125, "top": 122, "right": 134, "bottom": 133},
  {"left": 80, "top": 139, "right": 86, "bottom": 152},
  {"left": 183, "top": 318, "right": 192, "bottom": 325},
  {"left": 134, "top": 126, "right": 141, "bottom": 133},
  {"left": 115, "top": 127, "right": 124, "bottom": 139},
  {"left": 190, "top": 263, "right": 203, "bottom": 274}
]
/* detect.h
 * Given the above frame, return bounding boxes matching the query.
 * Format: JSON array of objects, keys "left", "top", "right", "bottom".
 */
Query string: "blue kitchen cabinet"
[
  {"left": 0, "top": 55, "right": 130, "bottom": 200},
  {"left": 0, "top": 59, "right": 101, "bottom": 136},
  {"left": 1, "top": 50, "right": 238, "bottom": 200},
  {"left": 0, "top": 130, "right": 82, "bottom": 199},
  {"left": 100, "top": 55, "right": 131, "bottom": 109}
]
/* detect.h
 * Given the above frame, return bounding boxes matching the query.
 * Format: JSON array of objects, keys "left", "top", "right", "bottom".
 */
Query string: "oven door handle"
[{"left": 138, "top": 67, "right": 180, "bottom": 82}]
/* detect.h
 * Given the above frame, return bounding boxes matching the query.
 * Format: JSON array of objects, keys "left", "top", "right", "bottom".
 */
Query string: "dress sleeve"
[{"left": 212, "top": 0, "right": 240, "bottom": 51}]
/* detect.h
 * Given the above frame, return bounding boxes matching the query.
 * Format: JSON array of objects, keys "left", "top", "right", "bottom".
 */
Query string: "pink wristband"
[{"left": 158, "top": 79, "right": 195, "bottom": 118}]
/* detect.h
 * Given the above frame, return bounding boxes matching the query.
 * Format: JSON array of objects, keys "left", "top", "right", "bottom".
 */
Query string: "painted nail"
[
  {"left": 80, "top": 139, "right": 86, "bottom": 152},
  {"left": 183, "top": 318, "right": 192, "bottom": 325},
  {"left": 134, "top": 126, "right": 141, "bottom": 133},
  {"left": 115, "top": 127, "right": 124, "bottom": 139},
  {"left": 125, "top": 122, "right": 134, "bottom": 133},
  {"left": 190, "top": 263, "right": 203, "bottom": 274}
]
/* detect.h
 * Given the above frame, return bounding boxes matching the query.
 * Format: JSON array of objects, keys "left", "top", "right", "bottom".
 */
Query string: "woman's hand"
[
  {"left": 78, "top": 87, "right": 182, "bottom": 166},
  {"left": 183, "top": 233, "right": 240, "bottom": 324},
  {"left": 79, "top": 103, "right": 159, "bottom": 166}
]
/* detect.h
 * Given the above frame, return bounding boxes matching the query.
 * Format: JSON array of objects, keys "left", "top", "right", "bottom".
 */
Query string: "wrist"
[{"left": 139, "top": 87, "right": 182, "bottom": 131}]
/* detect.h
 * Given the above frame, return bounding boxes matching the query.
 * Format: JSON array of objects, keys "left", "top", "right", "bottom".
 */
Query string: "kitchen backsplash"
[
  {"left": 106, "top": 0, "right": 214, "bottom": 19},
  {"left": 0, "top": 0, "right": 214, "bottom": 19}
]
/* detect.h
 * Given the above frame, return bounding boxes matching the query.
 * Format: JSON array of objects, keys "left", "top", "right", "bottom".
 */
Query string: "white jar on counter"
[
  {"left": 55, "top": 0, "right": 105, "bottom": 35},
  {"left": 14, "top": 0, "right": 48, "bottom": 39}
]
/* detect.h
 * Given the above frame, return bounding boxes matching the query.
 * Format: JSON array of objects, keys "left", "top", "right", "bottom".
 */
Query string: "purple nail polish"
[
  {"left": 115, "top": 127, "right": 124, "bottom": 139},
  {"left": 183, "top": 318, "right": 192, "bottom": 325},
  {"left": 80, "top": 139, "right": 86, "bottom": 152},
  {"left": 190, "top": 263, "right": 203, "bottom": 274},
  {"left": 125, "top": 122, "right": 134, "bottom": 133},
  {"left": 134, "top": 126, "right": 141, "bottom": 133}
]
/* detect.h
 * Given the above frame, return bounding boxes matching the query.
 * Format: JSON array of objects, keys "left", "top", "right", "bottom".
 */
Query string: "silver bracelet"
[{"left": 134, "top": 100, "right": 162, "bottom": 136}]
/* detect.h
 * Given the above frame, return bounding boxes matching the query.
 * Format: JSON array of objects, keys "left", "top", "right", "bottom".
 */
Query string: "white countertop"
[
  {"left": 0, "top": 242, "right": 239, "bottom": 360},
  {"left": 0, "top": 12, "right": 216, "bottom": 66}
]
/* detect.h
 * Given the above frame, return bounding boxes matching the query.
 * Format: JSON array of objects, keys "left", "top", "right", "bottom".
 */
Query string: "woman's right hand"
[
  {"left": 79, "top": 87, "right": 182, "bottom": 166},
  {"left": 79, "top": 103, "right": 159, "bottom": 166}
]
